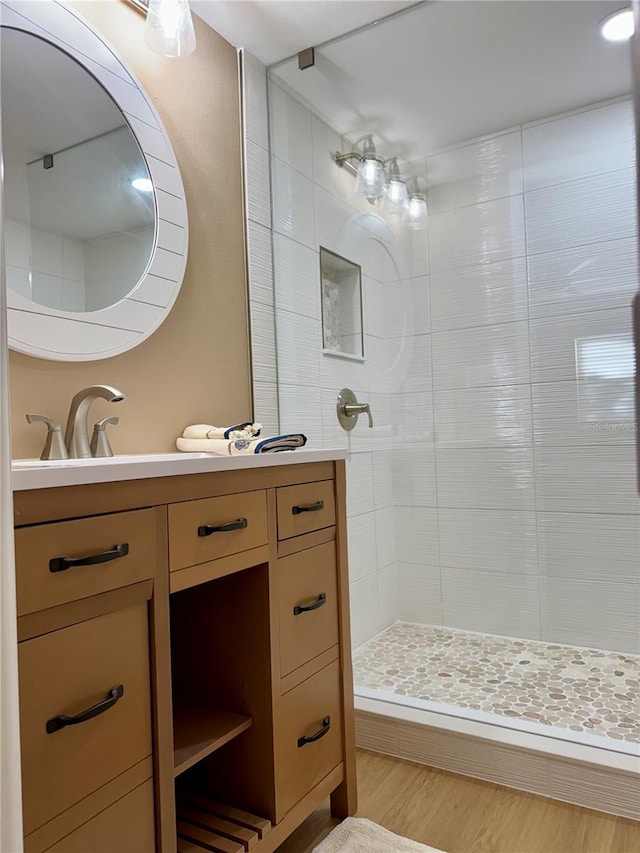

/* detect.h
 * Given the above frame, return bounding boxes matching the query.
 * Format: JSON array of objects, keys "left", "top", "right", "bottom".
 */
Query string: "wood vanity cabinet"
[{"left": 13, "top": 458, "right": 356, "bottom": 853}]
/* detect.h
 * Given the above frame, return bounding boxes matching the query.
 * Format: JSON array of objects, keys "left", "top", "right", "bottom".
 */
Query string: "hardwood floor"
[{"left": 276, "top": 750, "right": 640, "bottom": 853}]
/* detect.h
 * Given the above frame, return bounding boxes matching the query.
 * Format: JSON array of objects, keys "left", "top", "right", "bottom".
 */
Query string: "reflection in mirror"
[{"left": 1, "top": 27, "right": 155, "bottom": 313}]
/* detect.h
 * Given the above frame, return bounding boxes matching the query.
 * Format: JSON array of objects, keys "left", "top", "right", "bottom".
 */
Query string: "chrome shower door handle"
[{"left": 337, "top": 388, "right": 374, "bottom": 431}]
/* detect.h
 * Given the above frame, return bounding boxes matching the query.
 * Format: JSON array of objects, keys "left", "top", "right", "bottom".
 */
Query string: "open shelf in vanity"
[
  {"left": 173, "top": 706, "right": 253, "bottom": 777},
  {"left": 169, "top": 561, "right": 275, "bottom": 823}
]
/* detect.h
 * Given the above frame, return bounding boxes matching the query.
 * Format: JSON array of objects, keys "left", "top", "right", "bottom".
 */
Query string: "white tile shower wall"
[{"left": 415, "top": 96, "right": 639, "bottom": 651}]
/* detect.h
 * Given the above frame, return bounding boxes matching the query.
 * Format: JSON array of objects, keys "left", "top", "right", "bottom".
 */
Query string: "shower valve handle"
[
  {"left": 343, "top": 402, "right": 373, "bottom": 428},
  {"left": 337, "top": 388, "right": 373, "bottom": 431}
]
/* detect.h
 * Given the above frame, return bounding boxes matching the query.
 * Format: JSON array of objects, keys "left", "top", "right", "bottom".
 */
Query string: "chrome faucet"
[{"left": 64, "top": 385, "right": 126, "bottom": 458}]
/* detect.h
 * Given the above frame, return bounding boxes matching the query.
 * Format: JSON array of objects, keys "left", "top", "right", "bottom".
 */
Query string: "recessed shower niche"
[{"left": 320, "top": 247, "right": 364, "bottom": 359}]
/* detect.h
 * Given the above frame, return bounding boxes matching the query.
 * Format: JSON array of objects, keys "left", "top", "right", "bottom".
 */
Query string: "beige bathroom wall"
[{"left": 9, "top": 0, "right": 252, "bottom": 458}]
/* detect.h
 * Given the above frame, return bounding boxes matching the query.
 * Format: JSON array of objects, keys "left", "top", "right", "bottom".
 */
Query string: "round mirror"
[
  {"left": 2, "top": 28, "right": 155, "bottom": 313},
  {"left": 1, "top": 2, "right": 188, "bottom": 361}
]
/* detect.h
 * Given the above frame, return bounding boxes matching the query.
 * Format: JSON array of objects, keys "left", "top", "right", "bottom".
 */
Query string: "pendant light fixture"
[{"left": 129, "top": 0, "right": 196, "bottom": 58}]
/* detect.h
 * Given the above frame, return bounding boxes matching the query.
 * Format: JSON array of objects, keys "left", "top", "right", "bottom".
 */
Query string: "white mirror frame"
[{"left": 1, "top": 0, "right": 188, "bottom": 361}]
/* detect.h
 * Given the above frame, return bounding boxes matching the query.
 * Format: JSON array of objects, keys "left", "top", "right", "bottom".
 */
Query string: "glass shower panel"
[
  {"left": 267, "top": 67, "right": 424, "bottom": 646},
  {"left": 265, "top": 0, "right": 639, "bottom": 753}
]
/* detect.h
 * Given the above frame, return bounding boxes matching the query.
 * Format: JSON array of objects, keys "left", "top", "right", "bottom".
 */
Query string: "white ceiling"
[
  {"left": 270, "top": 0, "right": 633, "bottom": 160},
  {"left": 191, "top": 0, "right": 419, "bottom": 65}
]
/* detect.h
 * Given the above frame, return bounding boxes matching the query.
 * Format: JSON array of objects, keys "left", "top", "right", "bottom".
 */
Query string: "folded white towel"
[
  {"left": 176, "top": 433, "right": 307, "bottom": 455},
  {"left": 177, "top": 438, "right": 232, "bottom": 455},
  {"left": 182, "top": 422, "right": 262, "bottom": 440}
]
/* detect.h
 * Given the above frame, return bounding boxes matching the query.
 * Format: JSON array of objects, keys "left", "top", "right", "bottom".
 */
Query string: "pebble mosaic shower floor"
[{"left": 353, "top": 623, "right": 640, "bottom": 746}]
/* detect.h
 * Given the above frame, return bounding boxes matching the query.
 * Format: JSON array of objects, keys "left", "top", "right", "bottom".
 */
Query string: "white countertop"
[{"left": 11, "top": 448, "right": 347, "bottom": 491}]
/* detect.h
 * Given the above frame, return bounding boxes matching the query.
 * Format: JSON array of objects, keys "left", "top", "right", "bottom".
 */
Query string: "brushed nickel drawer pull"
[
  {"left": 198, "top": 517, "right": 248, "bottom": 537},
  {"left": 297, "top": 716, "right": 331, "bottom": 748},
  {"left": 49, "top": 543, "right": 129, "bottom": 573},
  {"left": 293, "top": 593, "right": 327, "bottom": 616},
  {"left": 46, "top": 684, "right": 124, "bottom": 734},
  {"left": 292, "top": 501, "right": 324, "bottom": 515}
]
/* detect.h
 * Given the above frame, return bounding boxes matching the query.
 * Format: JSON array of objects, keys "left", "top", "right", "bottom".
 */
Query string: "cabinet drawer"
[
  {"left": 19, "top": 604, "right": 152, "bottom": 835},
  {"left": 168, "top": 491, "right": 268, "bottom": 571},
  {"left": 278, "top": 542, "right": 339, "bottom": 678},
  {"left": 276, "top": 481, "right": 335, "bottom": 541},
  {"left": 277, "top": 660, "right": 343, "bottom": 816},
  {"left": 42, "top": 780, "right": 155, "bottom": 853},
  {"left": 15, "top": 510, "right": 156, "bottom": 617}
]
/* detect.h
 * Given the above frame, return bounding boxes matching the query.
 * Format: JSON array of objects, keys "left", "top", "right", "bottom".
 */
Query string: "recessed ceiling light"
[
  {"left": 131, "top": 177, "right": 153, "bottom": 192},
  {"left": 600, "top": 8, "right": 634, "bottom": 42}
]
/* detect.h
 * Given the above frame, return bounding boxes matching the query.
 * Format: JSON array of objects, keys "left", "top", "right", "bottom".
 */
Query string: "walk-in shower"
[{"left": 243, "top": 0, "right": 640, "bottom": 818}]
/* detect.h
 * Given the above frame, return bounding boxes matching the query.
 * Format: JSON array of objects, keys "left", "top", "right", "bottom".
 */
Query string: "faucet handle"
[
  {"left": 25, "top": 414, "right": 69, "bottom": 460},
  {"left": 336, "top": 388, "right": 374, "bottom": 431},
  {"left": 345, "top": 401, "right": 373, "bottom": 428},
  {"left": 90, "top": 416, "right": 119, "bottom": 458}
]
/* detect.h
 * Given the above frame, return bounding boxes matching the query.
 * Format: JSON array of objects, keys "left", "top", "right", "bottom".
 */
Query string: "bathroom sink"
[
  {"left": 11, "top": 451, "right": 217, "bottom": 491},
  {"left": 11, "top": 448, "right": 346, "bottom": 491},
  {"left": 12, "top": 452, "right": 210, "bottom": 470}
]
